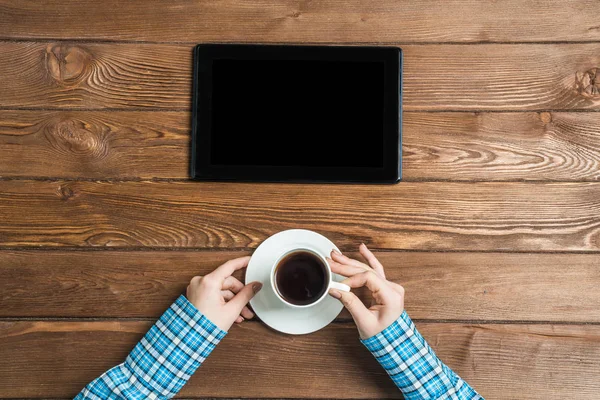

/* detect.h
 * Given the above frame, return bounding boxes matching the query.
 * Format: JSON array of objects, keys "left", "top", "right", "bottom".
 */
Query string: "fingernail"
[
  {"left": 253, "top": 283, "right": 263, "bottom": 293},
  {"left": 361, "top": 242, "right": 366, "bottom": 248},
  {"left": 329, "top": 289, "right": 342, "bottom": 299},
  {"left": 332, "top": 249, "right": 342, "bottom": 255}
]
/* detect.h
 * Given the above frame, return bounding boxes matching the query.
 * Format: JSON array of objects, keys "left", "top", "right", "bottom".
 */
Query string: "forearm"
[
  {"left": 362, "top": 311, "right": 482, "bottom": 400},
  {"left": 75, "top": 295, "right": 225, "bottom": 399}
]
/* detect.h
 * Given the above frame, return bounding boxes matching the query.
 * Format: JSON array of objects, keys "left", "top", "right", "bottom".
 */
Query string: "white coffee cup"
[{"left": 270, "top": 247, "right": 350, "bottom": 308}]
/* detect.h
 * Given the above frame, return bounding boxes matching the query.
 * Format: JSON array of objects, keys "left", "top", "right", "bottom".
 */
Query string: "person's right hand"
[{"left": 327, "top": 244, "right": 405, "bottom": 339}]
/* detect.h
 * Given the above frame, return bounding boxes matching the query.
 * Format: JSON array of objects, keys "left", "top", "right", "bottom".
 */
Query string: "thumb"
[
  {"left": 226, "top": 281, "right": 262, "bottom": 314},
  {"left": 329, "top": 289, "right": 371, "bottom": 326}
]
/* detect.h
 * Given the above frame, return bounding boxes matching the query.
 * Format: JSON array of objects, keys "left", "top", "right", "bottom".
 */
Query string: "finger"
[
  {"left": 221, "top": 290, "right": 254, "bottom": 319},
  {"left": 221, "top": 291, "right": 254, "bottom": 318},
  {"left": 226, "top": 281, "right": 263, "bottom": 314},
  {"left": 328, "top": 257, "right": 370, "bottom": 277},
  {"left": 342, "top": 271, "right": 396, "bottom": 304},
  {"left": 328, "top": 257, "right": 388, "bottom": 306},
  {"left": 330, "top": 249, "right": 371, "bottom": 270},
  {"left": 222, "top": 276, "right": 244, "bottom": 293},
  {"left": 330, "top": 256, "right": 399, "bottom": 295},
  {"left": 211, "top": 256, "right": 252, "bottom": 281},
  {"left": 241, "top": 306, "right": 255, "bottom": 319},
  {"left": 359, "top": 243, "right": 386, "bottom": 279},
  {"left": 235, "top": 316, "right": 244, "bottom": 324},
  {"left": 221, "top": 290, "right": 235, "bottom": 301},
  {"left": 329, "top": 289, "right": 372, "bottom": 326}
]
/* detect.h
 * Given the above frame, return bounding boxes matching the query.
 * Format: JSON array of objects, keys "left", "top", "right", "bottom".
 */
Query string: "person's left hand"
[{"left": 186, "top": 256, "right": 262, "bottom": 331}]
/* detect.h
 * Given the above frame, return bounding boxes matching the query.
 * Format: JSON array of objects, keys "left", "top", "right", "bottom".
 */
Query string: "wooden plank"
[
  {"left": 404, "top": 44, "right": 600, "bottom": 111},
  {"left": 404, "top": 112, "right": 600, "bottom": 181},
  {"left": 0, "top": 110, "right": 189, "bottom": 179},
  {"left": 0, "top": 42, "right": 191, "bottom": 109},
  {"left": 2, "top": 111, "right": 600, "bottom": 181},
  {"left": 2, "top": 42, "right": 600, "bottom": 111},
  {"left": 0, "top": 320, "right": 598, "bottom": 399},
  {"left": 1, "top": 0, "right": 599, "bottom": 44},
  {"left": 1, "top": 250, "right": 600, "bottom": 322},
  {"left": 0, "top": 181, "right": 599, "bottom": 251}
]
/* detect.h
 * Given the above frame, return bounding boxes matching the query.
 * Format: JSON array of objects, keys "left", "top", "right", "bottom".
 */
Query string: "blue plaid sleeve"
[
  {"left": 75, "top": 295, "right": 226, "bottom": 400},
  {"left": 361, "top": 311, "right": 483, "bottom": 400}
]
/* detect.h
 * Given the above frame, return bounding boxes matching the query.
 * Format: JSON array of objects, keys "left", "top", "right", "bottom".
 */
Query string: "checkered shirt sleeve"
[
  {"left": 75, "top": 295, "right": 226, "bottom": 400},
  {"left": 361, "top": 311, "right": 483, "bottom": 400}
]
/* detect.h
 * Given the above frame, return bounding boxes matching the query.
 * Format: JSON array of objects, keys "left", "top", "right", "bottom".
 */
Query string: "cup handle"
[{"left": 330, "top": 281, "right": 351, "bottom": 292}]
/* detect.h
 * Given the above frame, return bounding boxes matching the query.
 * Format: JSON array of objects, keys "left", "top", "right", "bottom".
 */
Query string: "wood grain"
[
  {"left": 404, "top": 112, "right": 600, "bottom": 181},
  {"left": 0, "top": 181, "right": 599, "bottom": 251},
  {"left": 0, "top": 42, "right": 191, "bottom": 109},
  {"left": 2, "top": 42, "right": 600, "bottom": 111},
  {"left": 2, "top": 250, "right": 600, "bottom": 322},
  {"left": 1, "top": 320, "right": 599, "bottom": 399},
  {"left": 1, "top": 0, "right": 599, "bottom": 44},
  {"left": 0, "top": 110, "right": 189, "bottom": 178},
  {"left": 1, "top": 2, "right": 598, "bottom": 399},
  {"left": 2, "top": 111, "right": 600, "bottom": 181},
  {"left": 404, "top": 44, "right": 600, "bottom": 111}
]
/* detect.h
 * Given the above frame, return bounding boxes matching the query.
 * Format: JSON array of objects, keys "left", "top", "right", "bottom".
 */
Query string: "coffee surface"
[{"left": 275, "top": 251, "right": 327, "bottom": 305}]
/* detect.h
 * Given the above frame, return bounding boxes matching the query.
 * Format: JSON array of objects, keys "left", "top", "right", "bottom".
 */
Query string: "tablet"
[{"left": 191, "top": 44, "right": 402, "bottom": 183}]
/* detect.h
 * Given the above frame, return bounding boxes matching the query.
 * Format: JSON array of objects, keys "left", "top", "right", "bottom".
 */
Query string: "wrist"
[
  {"left": 180, "top": 295, "right": 229, "bottom": 335},
  {"left": 358, "top": 309, "right": 405, "bottom": 340},
  {"left": 360, "top": 310, "right": 409, "bottom": 343}
]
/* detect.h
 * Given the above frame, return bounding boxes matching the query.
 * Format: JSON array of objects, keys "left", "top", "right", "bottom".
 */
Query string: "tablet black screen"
[{"left": 211, "top": 59, "right": 385, "bottom": 168}]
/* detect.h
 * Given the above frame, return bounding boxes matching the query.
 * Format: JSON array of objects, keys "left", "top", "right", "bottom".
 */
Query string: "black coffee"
[{"left": 275, "top": 251, "right": 327, "bottom": 305}]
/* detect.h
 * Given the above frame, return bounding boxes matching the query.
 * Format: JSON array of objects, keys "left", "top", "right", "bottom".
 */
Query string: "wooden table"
[{"left": 1, "top": 1, "right": 599, "bottom": 399}]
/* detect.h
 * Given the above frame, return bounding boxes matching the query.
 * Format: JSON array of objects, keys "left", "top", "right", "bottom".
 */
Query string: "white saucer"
[{"left": 245, "top": 229, "right": 345, "bottom": 335}]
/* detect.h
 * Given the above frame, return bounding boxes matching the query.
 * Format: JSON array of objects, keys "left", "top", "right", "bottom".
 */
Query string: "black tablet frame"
[{"left": 191, "top": 44, "right": 402, "bottom": 183}]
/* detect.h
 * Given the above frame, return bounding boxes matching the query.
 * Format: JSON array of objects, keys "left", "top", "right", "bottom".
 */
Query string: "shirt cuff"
[
  {"left": 123, "top": 295, "right": 227, "bottom": 398},
  {"left": 360, "top": 310, "right": 417, "bottom": 354}
]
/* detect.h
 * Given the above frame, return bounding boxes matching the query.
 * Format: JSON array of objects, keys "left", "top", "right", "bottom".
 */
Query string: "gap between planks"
[
  {"left": 2, "top": 107, "right": 600, "bottom": 113},
  {"left": 0, "top": 247, "right": 599, "bottom": 254},
  {"left": 1, "top": 178, "right": 600, "bottom": 183},
  {"left": 1, "top": 317, "right": 599, "bottom": 326},
  {"left": 5, "top": 37, "right": 600, "bottom": 46}
]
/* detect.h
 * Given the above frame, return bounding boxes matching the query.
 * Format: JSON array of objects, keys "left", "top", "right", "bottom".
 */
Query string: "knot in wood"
[
  {"left": 575, "top": 68, "right": 600, "bottom": 98},
  {"left": 45, "top": 44, "right": 92, "bottom": 85},
  {"left": 45, "top": 117, "right": 109, "bottom": 160},
  {"left": 539, "top": 112, "right": 552, "bottom": 124},
  {"left": 56, "top": 184, "right": 76, "bottom": 201}
]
